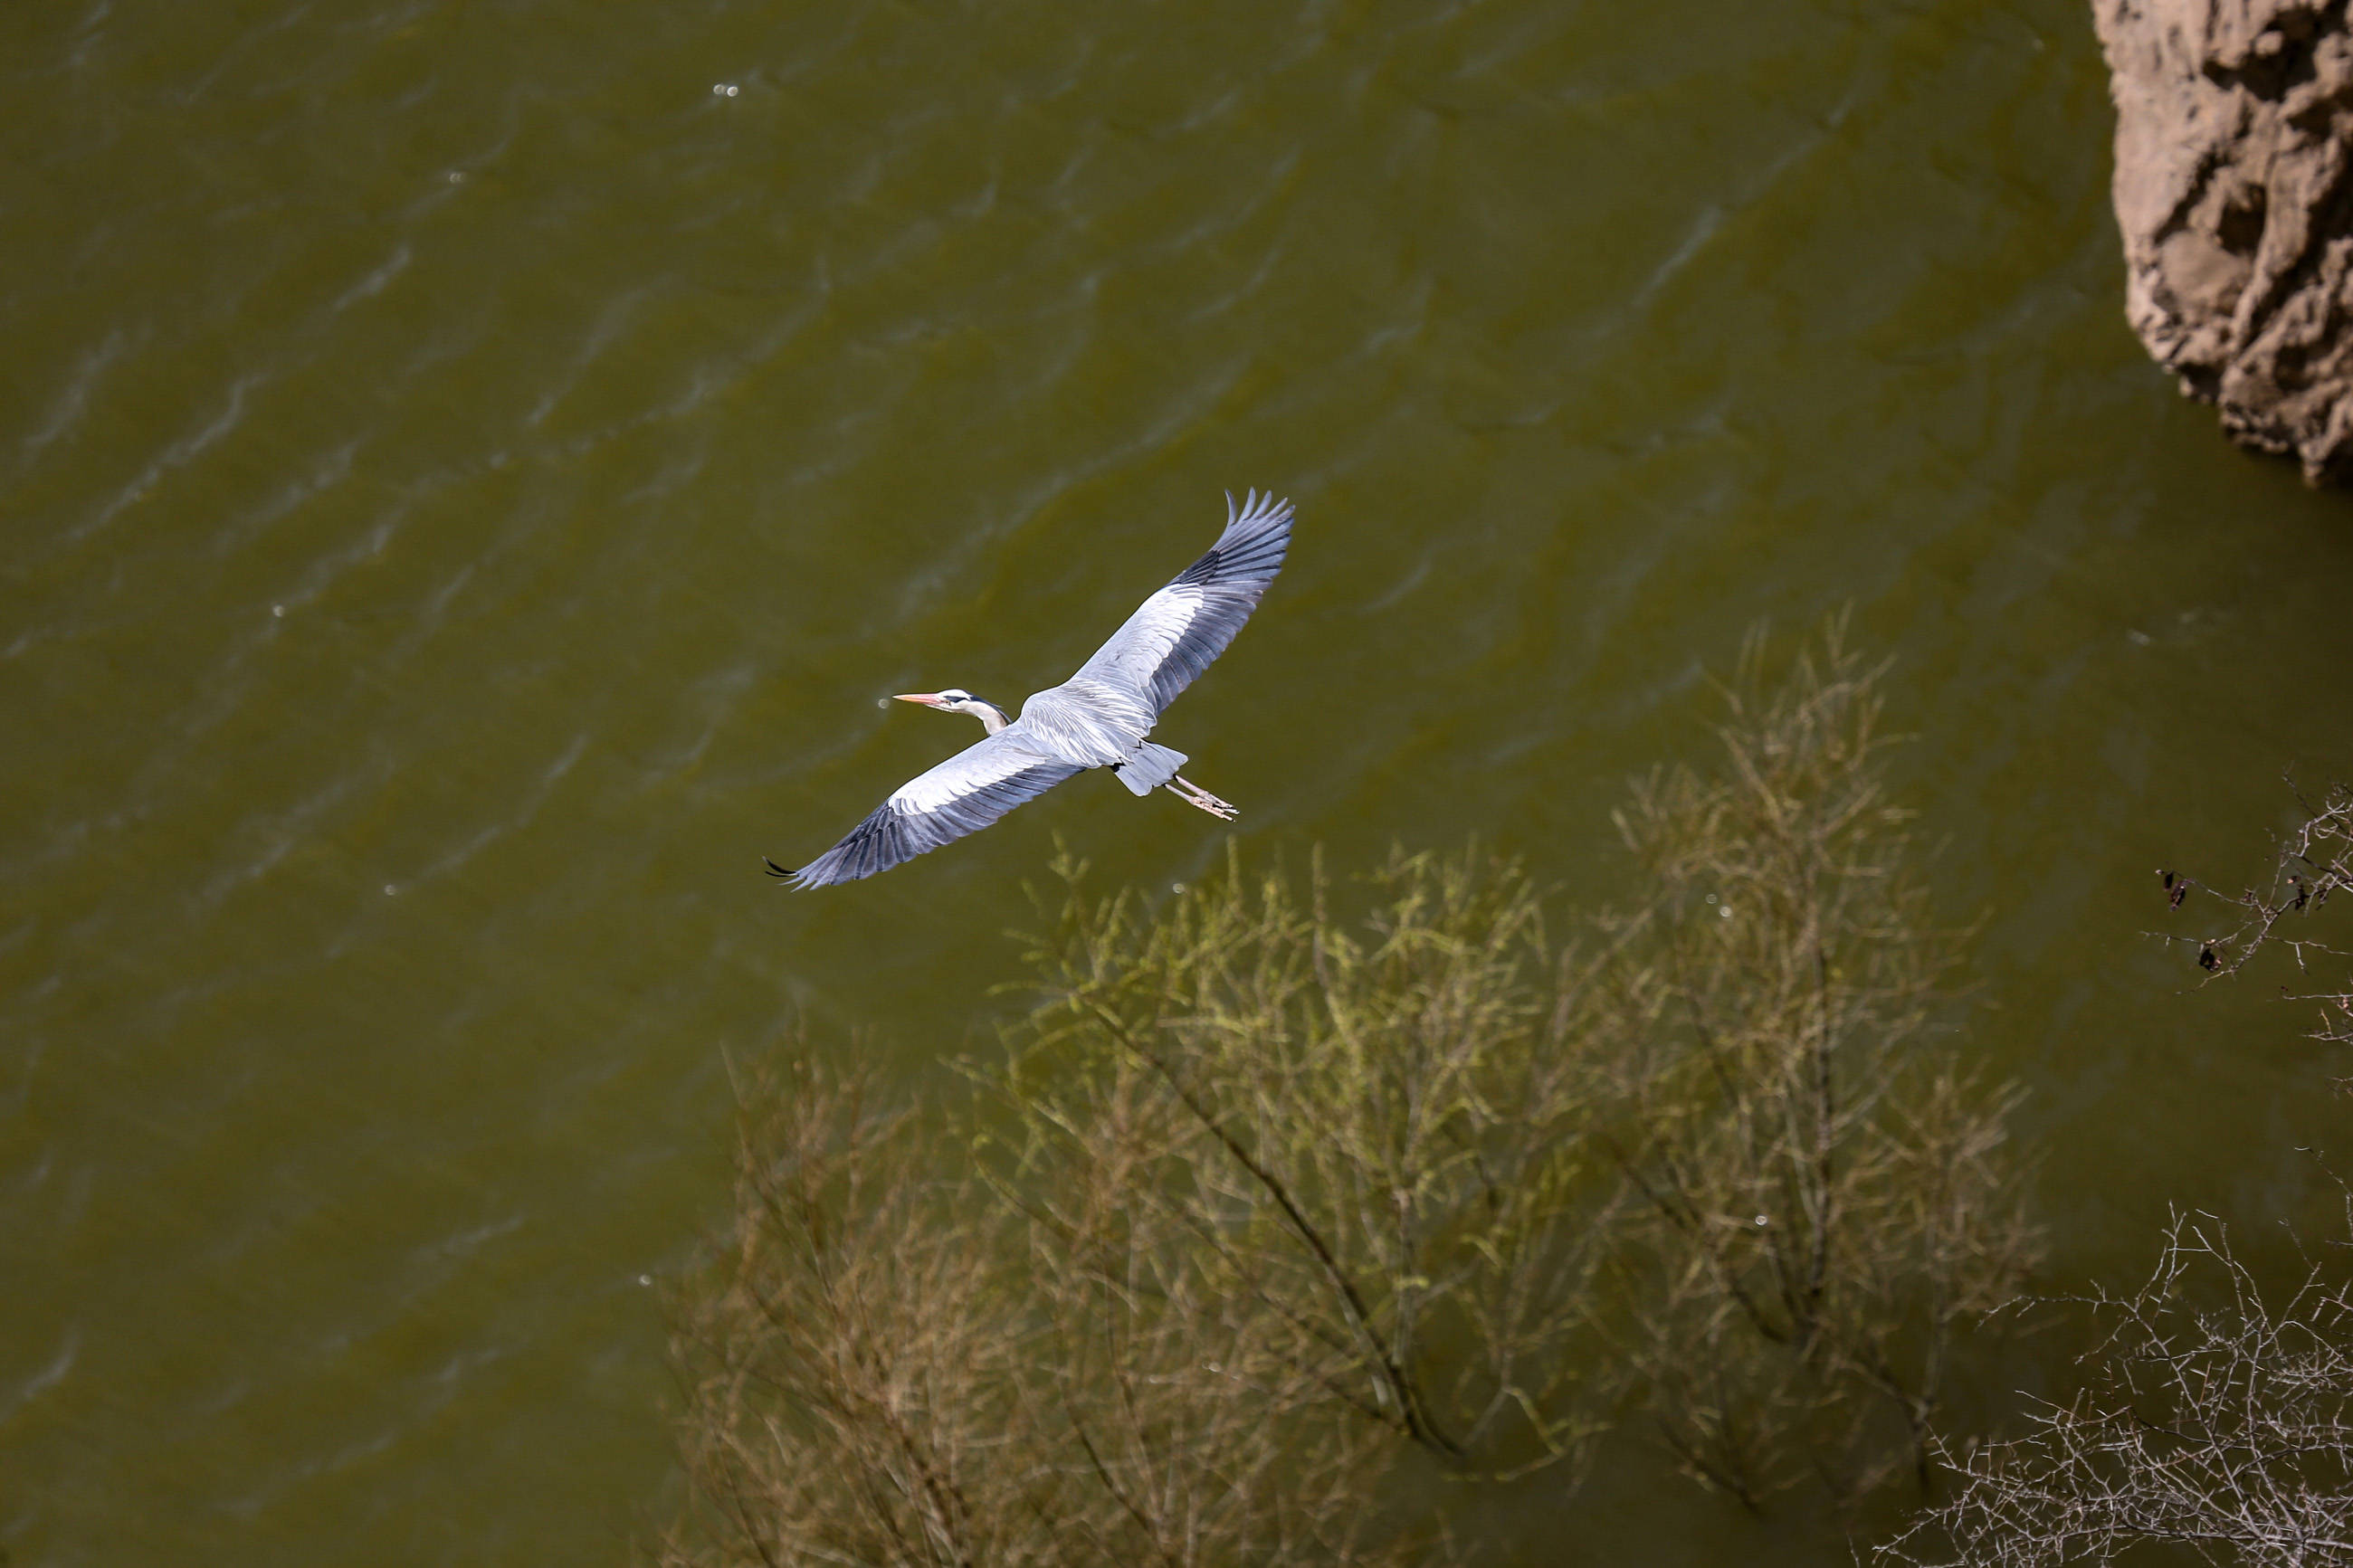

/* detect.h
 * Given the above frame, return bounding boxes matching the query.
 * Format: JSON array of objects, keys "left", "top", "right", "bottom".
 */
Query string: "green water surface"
[{"left": 7, "top": 1, "right": 2353, "bottom": 1562}]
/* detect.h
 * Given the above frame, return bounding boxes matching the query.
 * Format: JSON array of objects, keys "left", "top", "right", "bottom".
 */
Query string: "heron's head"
[{"left": 894, "top": 689, "right": 1010, "bottom": 735}]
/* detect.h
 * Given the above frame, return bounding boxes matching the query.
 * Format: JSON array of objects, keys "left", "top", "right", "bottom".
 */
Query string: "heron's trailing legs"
[{"left": 1169, "top": 774, "right": 1237, "bottom": 820}]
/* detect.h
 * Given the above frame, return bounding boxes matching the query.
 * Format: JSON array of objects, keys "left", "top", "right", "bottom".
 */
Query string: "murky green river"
[{"left": 9, "top": 0, "right": 2353, "bottom": 1561}]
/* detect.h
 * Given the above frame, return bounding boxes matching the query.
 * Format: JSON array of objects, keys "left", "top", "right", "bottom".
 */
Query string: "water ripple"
[
  {"left": 59, "top": 370, "right": 265, "bottom": 551},
  {"left": 0, "top": 1326, "right": 78, "bottom": 1429},
  {"left": 328, "top": 241, "right": 412, "bottom": 316},
  {"left": 14, "top": 326, "right": 132, "bottom": 472},
  {"left": 405, "top": 732, "right": 588, "bottom": 888}
]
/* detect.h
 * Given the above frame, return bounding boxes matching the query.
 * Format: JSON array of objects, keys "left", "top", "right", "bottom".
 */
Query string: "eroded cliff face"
[{"left": 2093, "top": 0, "right": 2353, "bottom": 483}]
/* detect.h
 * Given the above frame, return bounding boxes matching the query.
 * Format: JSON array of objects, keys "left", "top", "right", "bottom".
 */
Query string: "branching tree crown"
[
  {"left": 665, "top": 624, "right": 2039, "bottom": 1564},
  {"left": 1580, "top": 626, "right": 2035, "bottom": 1506}
]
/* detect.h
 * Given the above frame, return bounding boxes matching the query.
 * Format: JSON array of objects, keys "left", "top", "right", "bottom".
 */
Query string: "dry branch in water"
[
  {"left": 1881, "top": 1206, "right": 2353, "bottom": 1568},
  {"left": 1878, "top": 783, "right": 2353, "bottom": 1568},
  {"left": 2160, "top": 784, "right": 2353, "bottom": 1051}
]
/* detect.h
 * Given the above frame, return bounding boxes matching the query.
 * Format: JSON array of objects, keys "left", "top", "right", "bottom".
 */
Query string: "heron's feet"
[{"left": 1170, "top": 774, "right": 1238, "bottom": 821}]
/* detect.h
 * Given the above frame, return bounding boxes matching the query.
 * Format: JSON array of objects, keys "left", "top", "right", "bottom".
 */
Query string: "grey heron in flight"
[{"left": 770, "top": 489, "right": 1293, "bottom": 889}]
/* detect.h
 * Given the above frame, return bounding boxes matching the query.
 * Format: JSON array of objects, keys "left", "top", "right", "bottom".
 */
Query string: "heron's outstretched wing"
[
  {"left": 1072, "top": 489, "right": 1292, "bottom": 716},
  {"left": 773, "top": 729, "right": 1082, "bottom": 889}
]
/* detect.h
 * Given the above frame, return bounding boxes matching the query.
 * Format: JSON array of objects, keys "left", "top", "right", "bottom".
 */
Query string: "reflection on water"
[{"left": 6, "top": 0, "right": 2353, "bottom": 1562}]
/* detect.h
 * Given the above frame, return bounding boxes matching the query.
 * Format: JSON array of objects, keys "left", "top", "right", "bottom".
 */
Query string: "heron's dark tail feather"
[{"left": 763, "top": 858, "right": 795, "bottom": 879}]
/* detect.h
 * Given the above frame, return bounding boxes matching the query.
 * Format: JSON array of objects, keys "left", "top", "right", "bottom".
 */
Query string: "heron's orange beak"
[{"left": 892, "top": 692, "right": 949, "bottom": 708}]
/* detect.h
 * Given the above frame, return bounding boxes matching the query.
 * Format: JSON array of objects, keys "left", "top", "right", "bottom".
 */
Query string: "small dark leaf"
[
  {"left": 2199, "top": 946, "right": 2220, "bottom": 971},
  {"left": 2161, "top": 869, "right": 2177, "bottom": 889}
]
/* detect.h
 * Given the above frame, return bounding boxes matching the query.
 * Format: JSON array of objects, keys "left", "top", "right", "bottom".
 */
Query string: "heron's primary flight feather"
[
  {"left": 1072, "top": 489, "right": 1293, "bottom": 716},
  {"left": 777, "top": 489, "right": 1291, "bottom": 886},
  {"left": 776, "top": 730, "right": 1082, "bottom": 888}
]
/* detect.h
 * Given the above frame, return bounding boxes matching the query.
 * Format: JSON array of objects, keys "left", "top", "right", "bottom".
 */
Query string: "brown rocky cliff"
[{"left": 2092, "top": 0, "right": 2353, "bottom": 483}]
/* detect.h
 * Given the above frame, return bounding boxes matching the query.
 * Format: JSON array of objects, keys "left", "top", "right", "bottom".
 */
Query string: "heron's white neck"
[{"left": 957, "top": 699, "right": 1011, "bottom": 736}]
